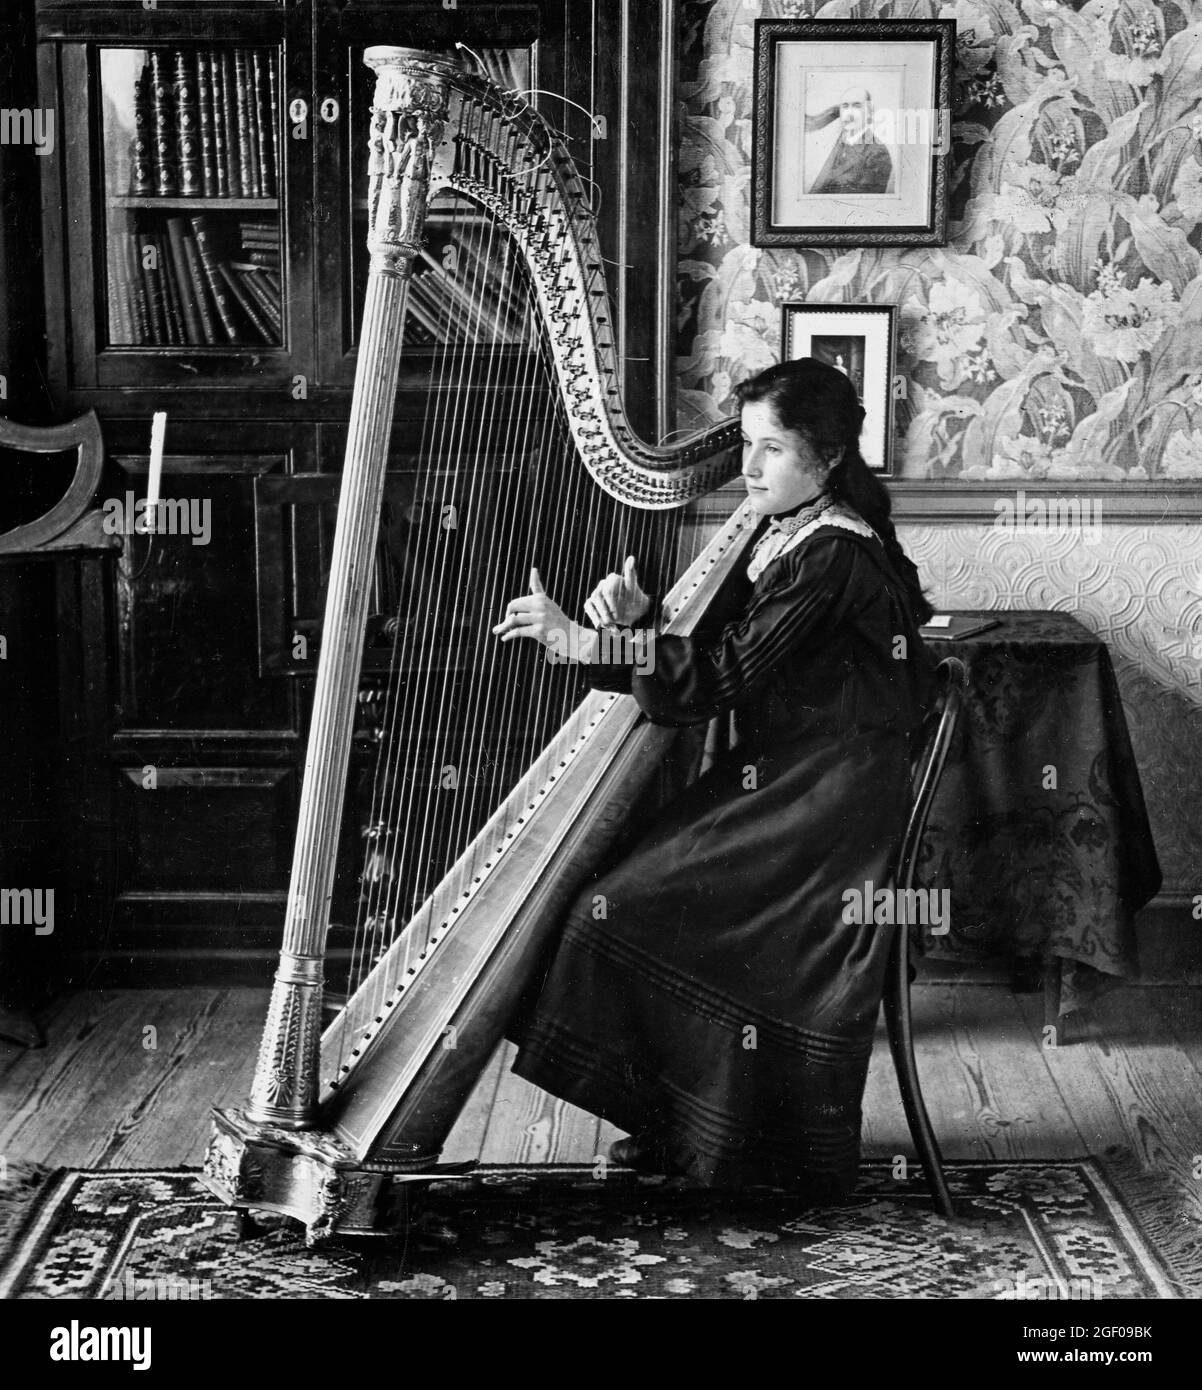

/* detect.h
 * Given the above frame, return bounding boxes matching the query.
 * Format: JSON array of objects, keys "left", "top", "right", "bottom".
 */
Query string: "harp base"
[{"left": 201, "top": 1106, "right": 473, "bottom": 1244}]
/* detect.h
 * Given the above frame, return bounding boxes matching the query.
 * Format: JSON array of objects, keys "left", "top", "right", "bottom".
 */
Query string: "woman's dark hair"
[{"left": 735, "top": 357, "right": 933, "bottom": 624}]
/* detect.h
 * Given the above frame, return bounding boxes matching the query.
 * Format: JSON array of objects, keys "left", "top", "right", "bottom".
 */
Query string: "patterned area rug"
[{"left": 0, "top": 1159, "right": 1194, "bottom": 1300}]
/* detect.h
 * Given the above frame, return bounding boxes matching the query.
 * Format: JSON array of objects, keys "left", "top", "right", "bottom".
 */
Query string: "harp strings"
[
  {"left": 345, "top": 206, "right": 459, "bottom": 1006},
  {"left": 438, "top": 217, "right": 547, "bottom": 909},
  {"left": 397, "top": 152, "right": 525, "bottom": 982},
  {"left": 346, "top": 96, "right": 556, "bottom": 1029},
  {"left": 363, "top": 98, "right": 510, "bottom": 1017},
  {"left": 336, "top": 98, "right": 669, "bottom": 1065},
  {"left": 344, "top": 100, "right": 495, "bottom": 1007}
]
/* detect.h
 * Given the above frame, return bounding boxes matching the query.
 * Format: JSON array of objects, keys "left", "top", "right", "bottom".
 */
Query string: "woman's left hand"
[{"left": 494, "top": 569, "right": 594, "bottom": 662}]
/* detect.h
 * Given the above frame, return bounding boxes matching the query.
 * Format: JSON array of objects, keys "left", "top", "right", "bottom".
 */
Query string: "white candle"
[{"left": 146, "top": 411, "right": 167, "bottom": 531}]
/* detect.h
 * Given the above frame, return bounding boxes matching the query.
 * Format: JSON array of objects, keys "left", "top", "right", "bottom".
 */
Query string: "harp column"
[{"left": 246, "top": 50, "right": 456, "bottom": 1128}]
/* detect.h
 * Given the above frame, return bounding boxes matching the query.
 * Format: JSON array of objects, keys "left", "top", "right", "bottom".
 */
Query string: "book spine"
[
  {"left": 221, "top": 52, "right": 239, "bottom": 198},
  {"left": 107, "top": 233, "right": 130, "bottom": 344},
  {"left": 124, "top": 233, "right": 149, "bottom": 344},
  {"left": 195, "top": 50, "right": 216, "bottom": 197},
  {"left": 137, "top": 233, "right": 166, "bottom": 344},
  {"left": 418, "top": 246, "right": 506, "bottom": 343},
  {"left": 238, "top": 268, "right": 282, "bottom": 336},
  {"left": 246, "top": 52, "right": 263, "bottom": 198},
  {"left": 160, "top": 235, "right": 185, "bottom": 344},
  {"left": 173, "top": 50, "right": 201, "bottom": 197},
  {"left": 189, "top": 214, "right": 240, "bottom": 342},
  {"left": 457, "top": 227, "right": 516, "bottom": 337},
  {"left": 208, "top": 51, "right": 229, "bottom": 198},
  {"left": 403, "top": 278, "right": 445, "bottom": 341},
  {"left": 169, "top": 260, "right": 189, "bottom": 344},
  {"left": 180, "top": 232, "right": 219, "bottom": 345},
  {"left": 131, "top": 66, "right": 155, "bottom": 196},
  {"left": 217, "top": 262, "right": 273, "bottom": 342},
  {"left": 251, "top": 51, "right": 275, "bottom": 199},
  {"left": 148, "top": 50, "right": 177, "bottom": 197},
  {"left": 233, "top": 51, "right": 255, "bottom": 197},
  {"left": 117, "top": 238, "right": 134, "bottom": 344},
  {"left": 165, "top": 217, "right": 204, "bottom": 343},
  {"left": 265, "top": 54, "right": 280, "bottom": 198}
]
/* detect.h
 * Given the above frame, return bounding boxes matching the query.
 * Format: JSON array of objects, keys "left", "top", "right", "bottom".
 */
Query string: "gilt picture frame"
[{"left": 752, "top": 19, "right": 954, "bottom": 248}]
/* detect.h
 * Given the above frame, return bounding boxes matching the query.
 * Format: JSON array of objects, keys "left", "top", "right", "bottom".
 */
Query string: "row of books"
[
  {"left": 131, "top": 49, "right": 278, "bottom": 200},
  {"left": 240, "top": 218, "right": 280, "bottom": 271},
  {"left": 403, "top": 233, "right": 534, "bottom": 346},
  {"left": 108, "top": 214, "right": 282, "bottom": 347}
]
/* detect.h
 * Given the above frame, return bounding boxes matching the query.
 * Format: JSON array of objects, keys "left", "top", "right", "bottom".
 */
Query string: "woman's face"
[{"left": 740, "top": 400, "right": 829, "bottom": 516}]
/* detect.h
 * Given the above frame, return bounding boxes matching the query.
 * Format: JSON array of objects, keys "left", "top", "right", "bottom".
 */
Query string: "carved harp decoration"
[{"left": 202, "top": 47, "right": 752, "bottom": 1241}]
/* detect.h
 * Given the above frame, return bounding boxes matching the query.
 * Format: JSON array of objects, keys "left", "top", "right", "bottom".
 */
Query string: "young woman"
[{"left": 491, "top": 357, "right": 935, "bottom": 1198}]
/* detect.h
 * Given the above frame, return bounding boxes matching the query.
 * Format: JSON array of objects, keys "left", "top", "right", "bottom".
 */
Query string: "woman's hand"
[
  {"left": 493, "top": 568, "right": 598, "bottom": 664},
  {"left": 584, "top": 556, "right": 650, "bottom": 630}
]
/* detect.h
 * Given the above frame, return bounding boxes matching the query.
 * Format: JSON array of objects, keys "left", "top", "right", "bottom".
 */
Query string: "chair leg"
[{"left": 883, "top": 927, "right": 957, "bottom": 1220}]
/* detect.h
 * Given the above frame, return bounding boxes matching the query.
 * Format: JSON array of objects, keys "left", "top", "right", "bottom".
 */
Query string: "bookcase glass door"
[
  {"left": 318, "top": 46, "right": 539, "bottom": 384},
  {"left": 100, "top": 45, "right": 284, "bottom": 352}
]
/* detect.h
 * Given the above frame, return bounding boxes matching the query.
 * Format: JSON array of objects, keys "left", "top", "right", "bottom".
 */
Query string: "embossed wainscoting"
[{"left": 898, "top": 522, "right": 1202, "bottom": 931}]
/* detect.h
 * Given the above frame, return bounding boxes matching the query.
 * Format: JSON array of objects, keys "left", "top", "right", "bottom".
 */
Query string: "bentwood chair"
[{"left": 882, "top": 655, "right": 968, "bottom": 1221}]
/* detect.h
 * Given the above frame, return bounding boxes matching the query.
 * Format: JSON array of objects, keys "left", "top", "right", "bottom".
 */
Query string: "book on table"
[{"left": 919, "top": 614, "right": 1003, "bottom": 641}]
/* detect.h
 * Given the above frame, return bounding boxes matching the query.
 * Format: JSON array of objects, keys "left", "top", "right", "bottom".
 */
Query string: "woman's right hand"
[{"left": 584, "top": 556, "right": 650, "bottom": 629}]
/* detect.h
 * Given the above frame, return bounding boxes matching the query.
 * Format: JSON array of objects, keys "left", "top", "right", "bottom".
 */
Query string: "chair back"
[
  {"left": 0, "top": 409, "right": 113, "bottom": 557},
  {"left": 894, "top": 656, "right": 967, "bottom": 894}
]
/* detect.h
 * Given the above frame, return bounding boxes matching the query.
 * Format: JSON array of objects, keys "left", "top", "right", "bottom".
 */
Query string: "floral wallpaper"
[
  {"left": 677, "top": 0, "right": 1202, "bottom": 480},
  {"left": 674, "top": 0, "right": 1202, "bottom": 900}
]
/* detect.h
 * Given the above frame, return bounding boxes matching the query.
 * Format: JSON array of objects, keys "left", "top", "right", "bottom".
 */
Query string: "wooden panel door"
[{"left": 96, "top": 417, "right": 318, "bottom": 974}]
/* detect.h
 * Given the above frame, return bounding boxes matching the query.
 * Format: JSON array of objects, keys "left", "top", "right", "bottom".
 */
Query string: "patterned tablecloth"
[{"left": 919, "top": 611, "right": 1162, "bottom": 1016}]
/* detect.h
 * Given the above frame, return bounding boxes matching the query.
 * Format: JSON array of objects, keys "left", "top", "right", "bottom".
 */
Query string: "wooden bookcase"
[{"left": 30, "top": 0, "right": 680, "bottom": 979}]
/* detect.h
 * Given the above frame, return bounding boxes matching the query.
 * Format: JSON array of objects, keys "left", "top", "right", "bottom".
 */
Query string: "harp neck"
[{"left": 363, "top": 46, "right": 741, "bottom": 506}]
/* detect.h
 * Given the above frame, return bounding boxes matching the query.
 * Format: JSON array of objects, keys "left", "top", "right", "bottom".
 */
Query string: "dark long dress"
[{"left": 509, "top": 510, "right": 936, "bottom": 1198}]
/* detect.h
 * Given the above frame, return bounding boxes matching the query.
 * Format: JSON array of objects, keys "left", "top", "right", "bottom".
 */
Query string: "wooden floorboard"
[
  {"left": 94, "top": 988, "right": 263, "bottom": 1169},
  {"left": 1146, "top": 988, "right": 1202, "bottom": 1081},
  {"left": 1015, "top": 990, "right": 1202, "bottom": 1222},
  {"left": 863, "top": 984, "right": 1008, "bottom": 1162},
  {"left": 0, "top": 992, "right": 76, "bottom": 1079},
  {"left": 2, "top": 985, "right": 1199, "bottom": 1199},
  {"left": 478, "top": 1041, "right": 601, "bottom": 1165},
  {"left": 939, "top": 984, "right": 1085, "bottom": 1160},
  {"left": 441, "top": 1044, "right": 506, "bottom": 1164},
  {"left": 1, "top": 991, "right": 161, "bottom": 1167}
]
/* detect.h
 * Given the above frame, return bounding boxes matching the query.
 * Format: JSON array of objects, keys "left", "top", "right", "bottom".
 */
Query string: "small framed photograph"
[
  {"left": 752, "top": 19, "right": 954, "bottom": 248},
  {"left": 782, "top": 302, "right": 898, "bottom": 474}
]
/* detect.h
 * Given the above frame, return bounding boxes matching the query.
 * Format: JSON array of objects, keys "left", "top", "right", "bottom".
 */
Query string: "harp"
[{"left": 201, "top": 46, "right": 753, "bottom": 1240}]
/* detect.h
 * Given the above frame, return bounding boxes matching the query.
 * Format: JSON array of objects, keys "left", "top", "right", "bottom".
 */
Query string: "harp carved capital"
[{"left": 364, "top": 47, "right": 459, "bottom": 277}]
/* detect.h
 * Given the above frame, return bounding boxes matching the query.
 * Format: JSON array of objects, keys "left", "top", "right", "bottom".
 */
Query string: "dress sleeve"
[
  {"left": 584, "top": 566, "right": 756, "bottom": 697},
  {"left": 621, "top": 533, "right": 860, "bottom": 727}
]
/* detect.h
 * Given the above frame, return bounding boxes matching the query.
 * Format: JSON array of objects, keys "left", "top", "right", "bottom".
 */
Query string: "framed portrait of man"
[
  {"left": 782, "top": 302, "right": 898, "bottom": 474},
  {"left": 752, "top": 20, "right": 954, "bottom": 248}
]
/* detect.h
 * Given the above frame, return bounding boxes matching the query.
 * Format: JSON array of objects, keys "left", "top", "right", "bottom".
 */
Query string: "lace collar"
[
  {"left": 764, "top": 491, "right": 834, "bottom": 536},
  {"left": 747, "top": 499, "right": 880, "bottom": 583}
]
